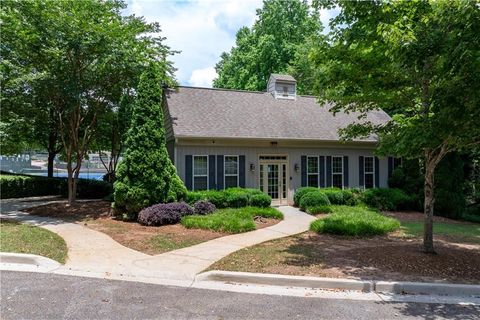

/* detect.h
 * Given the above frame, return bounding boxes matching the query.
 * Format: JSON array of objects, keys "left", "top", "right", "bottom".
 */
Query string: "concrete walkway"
[{"left": 1, "top": 198, "right": 315, "bottom": 282}]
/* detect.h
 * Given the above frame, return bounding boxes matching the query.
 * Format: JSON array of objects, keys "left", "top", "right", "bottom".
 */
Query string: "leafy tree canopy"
[{"left": 213, "top": 0, "right": 323, "bottom": 93}]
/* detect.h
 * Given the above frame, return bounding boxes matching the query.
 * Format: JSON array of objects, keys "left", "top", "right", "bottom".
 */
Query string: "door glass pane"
[
  {"left": 259, "top": 164, "right": 264, "bottom": 192},
  {"left": 267, "top": 164, "right": 279, "bottom": 199},
  {"left": 282, "top": 164, "right": 287, "bottom": 199}
]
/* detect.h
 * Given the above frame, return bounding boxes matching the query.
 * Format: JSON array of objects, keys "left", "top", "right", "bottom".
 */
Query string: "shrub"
[
  {"left": 137, "top": 202, "right": 194, "bottom": 226},
  {"left": 310, "top": 206, "right": 400, "bottom": 236},
  {"left": 293, "top": 187, "right": 318, "bottom": 207},
  {"left": 1, "top": 174, "right": 61, "bottom": 198},
  {"left": 306, "top": 205, "right": 333, "bottom": 215},
  {"left": 186, "top": 191, "right": 206, "bottom": 205},
  {"left": 0, "top": 173, "right": 112, "bottom": 199},
  {"left": 193, "top": 200, "right": 216, "bottom": 215},
  {"left": 361, "top": 188, "right": 413, "bottom": 211},
  {"left": 250, "top": 193, "right": 272, "bottom": 208},
  {"left": 185, "top": 188, "right": 271, "bottom": 208},
  {"left": 299, "top": 191, "right": 331, "bottom": 211},
  {"left": 113, "top": 66, "right": 187, "bottom": 216},
  {"left": 60, "top": 178, "right": 112, "bottom": 199}
]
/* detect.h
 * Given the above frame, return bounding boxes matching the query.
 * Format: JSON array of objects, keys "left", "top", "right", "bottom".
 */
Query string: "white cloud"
[
  {"left": 124, "top": 1, "right": 338, "bottom": 88},
  {"left": 125, "top": 0, "right": 262, "bottom": 87},
  {"left": 188, "top": 67, "right": 217, "bottom": 87}
]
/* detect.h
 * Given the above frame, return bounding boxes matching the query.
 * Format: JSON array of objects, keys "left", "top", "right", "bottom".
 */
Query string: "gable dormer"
[{"left": 267, "top": 74, "right": 296, "bottom": 100}]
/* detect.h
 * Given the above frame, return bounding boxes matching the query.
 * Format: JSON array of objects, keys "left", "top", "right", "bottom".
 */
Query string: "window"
[
  {"left": 224, "top": 155, "right": 239, "bottom": 188},
  {"left": 332, "top": 156, "right": 343, "bottom": 189},
  {"left": 364, "top": 156, "right": 375, "bottom": 189},
  {"left": 307, "top": 156, "right": 319, "bottom": 187},
  {"left": 193, "top": 156, "right": 208, "bottom": 190},
  {"left": 282, "top": 86, "right": 288, "bottom": 97}
]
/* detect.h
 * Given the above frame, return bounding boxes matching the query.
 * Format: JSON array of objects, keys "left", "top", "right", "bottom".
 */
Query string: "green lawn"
[
  {"left": 148, "top": 234, "right": 206, "bottom": 252},
  {"left": 402, "top": 222, "right": 480, "bottom": 244},
  {"left": 0, "top": 219, "right": 68, "bottom": 263},
  {"left": 181, "top": 207, "right": 283, "bottom": 233}
]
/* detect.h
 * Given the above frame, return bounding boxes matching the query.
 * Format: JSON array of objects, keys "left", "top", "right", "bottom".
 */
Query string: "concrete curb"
[
  {"left": 199, "top": 271, "right": 480, "bottom": 297},
  {"left": 197, "top": 271, "right": 374, "bottom": 292},
  {"left": 0, "top": 253, "right": 61, "bottom": 273},
  {"left": 375, "top": 281, "right": 480, "bottom": 297}
]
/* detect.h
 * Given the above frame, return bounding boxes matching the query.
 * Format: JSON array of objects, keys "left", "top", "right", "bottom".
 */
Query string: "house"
[{"left": 163, "top": 74, "right": 399, "bottom": 205}]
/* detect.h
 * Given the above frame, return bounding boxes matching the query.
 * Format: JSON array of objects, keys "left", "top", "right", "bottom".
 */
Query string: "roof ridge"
[{"left": 175, "top": 85, "right": 267, "bottom": 95}]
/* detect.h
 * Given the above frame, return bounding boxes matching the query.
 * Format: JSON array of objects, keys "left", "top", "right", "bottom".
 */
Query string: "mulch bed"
[{"left": 25, "top": 201, "right": 280, "bottom": 255}]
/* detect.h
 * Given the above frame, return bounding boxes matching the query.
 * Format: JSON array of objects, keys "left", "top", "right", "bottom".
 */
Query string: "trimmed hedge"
[
  {"left": 293, "top": 187, "right": 318, "bottom": 207},
  {"left": 299, "top": 191, "right": 331, "bottom": 211},
  {"left": 361, "top": 188, "right": 413, "bottom": 211},
  {"left": 319, "top": 188, "right": 357, "bottom": 206},
  {"left": 0, "top": 174, "right": 112, "bottom": 199},
  {"left": 186, "top": 188, "right": 271, "bottom": 208},
  {"left": 137, "top": 202, "right": 194, "bottom": 226},
  {"left": 310, "top": 206, "right": 401, "bottom": 236},
  {"left": 1, "top": 174, "right": 61, "bottom": 198}
]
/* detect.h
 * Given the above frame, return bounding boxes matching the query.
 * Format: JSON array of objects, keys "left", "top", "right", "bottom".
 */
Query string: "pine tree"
[{"left": 113, "top": 64, "right": 186, "bottom": 217}]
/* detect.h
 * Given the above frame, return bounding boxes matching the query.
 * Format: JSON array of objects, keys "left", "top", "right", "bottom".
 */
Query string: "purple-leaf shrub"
[
  {"left": 138, "top": 202, "right": 194, "bottom": 226},
  {"left": 193, "top": 200, "right": 216, "bottom": 215}
]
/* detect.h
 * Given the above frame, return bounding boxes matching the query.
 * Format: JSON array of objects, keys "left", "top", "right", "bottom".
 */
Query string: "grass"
[
  {"left": 401, "top": 222, "right": 480, "bottom": 244},
  {"left": 310, "top": 205, "right": 400, "bottom": 236},
  {"left": 181, "top": 207, "right": 283, "bottom": 233},
  {"left": 0, "top": 219, "right": 68, "bottom": 263},
  {"left": 148, "top": 234, "right": 205, "bottom": 252}
]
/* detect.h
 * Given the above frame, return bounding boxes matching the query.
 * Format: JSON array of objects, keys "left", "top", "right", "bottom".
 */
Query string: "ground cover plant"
[
  {"left": 0, "top": 219, "right": 68, "bottom": 263},
  {"left": 181, "top": 207, "right": 283, "bottom": 233},
  {"left": 137, "top": 202, "right": 194, "bottom": 226},
  {"left": 310, "top": 206, "right": 400, "bottom": 236}
]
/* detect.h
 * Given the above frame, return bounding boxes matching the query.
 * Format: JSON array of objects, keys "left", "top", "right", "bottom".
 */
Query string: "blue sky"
[{"left": 125, "top": 0, "right": 337, "bottom": 88}]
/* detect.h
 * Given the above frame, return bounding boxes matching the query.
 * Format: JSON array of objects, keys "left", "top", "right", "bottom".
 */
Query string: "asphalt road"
[{"left": 1, "top": 271, "right": 478, "bottom": 320}]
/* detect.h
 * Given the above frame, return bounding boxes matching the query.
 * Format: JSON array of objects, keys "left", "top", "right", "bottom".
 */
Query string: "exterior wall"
[{"left": 175, "top": 141, "right": 388, "bottom": 205}]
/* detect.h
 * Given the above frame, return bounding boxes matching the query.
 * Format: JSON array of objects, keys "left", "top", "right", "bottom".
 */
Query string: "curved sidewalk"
[{"left": 1, "top": 198, "right": 314, "bottom": 282}]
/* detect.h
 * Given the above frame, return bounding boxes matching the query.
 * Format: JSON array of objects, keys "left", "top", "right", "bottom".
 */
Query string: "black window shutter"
[
  {"left": 319, "top": 156, "right": 325, "bottom": 188},
  {"left": 375, "top": 156, "right": 380, "bottom": 187},
  {"left": 343, "top": 156, "right": 349, "bottom": 188},
  {"left": 208, "top": 155, "right": 216, "bottom": 190},
  {"left": 216, "top": 155, "right": 224, "bottom": 190},
  {"left": 185, "top": 155, "right": 193, "bottom": 191},
  {"left": 326, "top": 156, "right": 332, "bottom": 187},
  {"left": 388, "top": 156, "right": 393, "bottom": 178},
  {"left": 359, "top": 156, "right": 364, "bottom": 188},
  {"left": 301, "top": 156, "right": 307, "bottom": 187},
  {"left": 239, "top": 155, "right": 246, "bottom": 188}
]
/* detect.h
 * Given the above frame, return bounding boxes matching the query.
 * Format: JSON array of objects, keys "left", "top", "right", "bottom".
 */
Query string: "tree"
[
  {"left": 1, "top": 0, "right": 174, "bottom": 204},
  {"left": 92, "top": 93, "right": 133, "bottom": 184},
  {"left": 113, "top": 65, "right": 187, "bottom": 217},
  {"left": 213, "top": 0, "right": 323, "bottom": 92},
  {"left": 313, "top": 0, "right": 480, "bottom": 253}
]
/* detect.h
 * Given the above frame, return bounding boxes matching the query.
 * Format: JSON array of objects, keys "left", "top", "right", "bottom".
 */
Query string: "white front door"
[{"left": 259, "top": 157, "right": 288, "bottom": 206}]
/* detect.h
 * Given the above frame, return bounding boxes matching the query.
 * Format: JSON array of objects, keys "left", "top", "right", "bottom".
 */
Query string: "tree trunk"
[
  {"left": 47, "top": 151, "right": 55, "bottom": 178},
  {"left": 67, "top": 162, "right": 74, "bottom": 206},
  {"left": 423, "top": 152, "right": 437, "bottom": 254}
]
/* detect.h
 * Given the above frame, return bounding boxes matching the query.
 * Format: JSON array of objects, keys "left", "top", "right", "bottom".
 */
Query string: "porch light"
[
  {"left": 250, "top": 163, "right": 255, "bottom": 172},
  {"left": 294, "top": 163, "right": 300, "bottom": 172}
]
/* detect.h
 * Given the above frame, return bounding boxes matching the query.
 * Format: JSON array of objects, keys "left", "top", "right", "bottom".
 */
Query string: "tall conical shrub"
[{"left": 113, "top": 65, "right": 186, "bottom": 217}]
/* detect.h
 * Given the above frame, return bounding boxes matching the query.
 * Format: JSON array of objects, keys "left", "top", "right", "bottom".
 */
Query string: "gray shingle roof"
[
  {"left": 270, "top": 74, "right": 296, "bottom": 82},
  {"left": 165, "top": 86, "right": 391, "bottom": 142}
]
